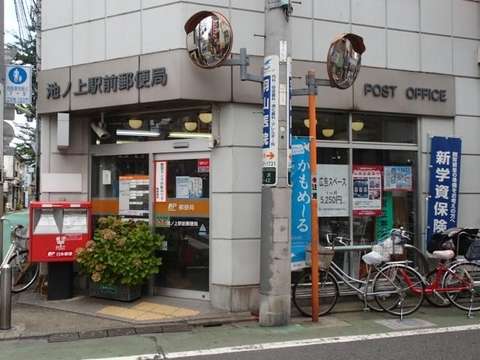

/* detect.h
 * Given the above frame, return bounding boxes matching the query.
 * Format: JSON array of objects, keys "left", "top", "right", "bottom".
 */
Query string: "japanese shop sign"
[
  {"left": 426, "top": 136, "right": 462, "bottom": 245},
  {"left": 384, "top": 166, "right": 412, "bottom": 191},
  {"left": 5, "top": 65, "right": 32, "bottom": 104},
  {"left": 45, "top": 67, "right": 167, "bottom": 99},
  {"left": 352, "top": 165, "right": 383, "bottom": 216},
  {"left": 262, "top": 55, "right": 279, "bottom": 186},
  {"left": 291, "top": 137, "right": 311, "bottom": 270},
  {"left": 154, "top": 161, "right": 167, "bottom": 203},
  {"left": 317, "top": 165, "right": 349, "bottom": 217}
]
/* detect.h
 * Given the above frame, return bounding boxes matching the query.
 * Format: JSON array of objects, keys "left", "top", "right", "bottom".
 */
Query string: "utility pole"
[
  {"left": 0, "top": 0, "right": 5, "bottom": 262},
  {"left": 258, "top": 2, "right": 292, "bottom": 327}
]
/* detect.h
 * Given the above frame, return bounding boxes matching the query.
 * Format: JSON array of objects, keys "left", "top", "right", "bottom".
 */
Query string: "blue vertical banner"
[
  {"left": 426, "top": 136, "right": 462, "bottom": 245},
  {"left": 291, "top": 137, "right": 311, "bottom": 270}
]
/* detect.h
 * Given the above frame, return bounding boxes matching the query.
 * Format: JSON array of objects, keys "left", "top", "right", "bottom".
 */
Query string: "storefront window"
[
  {"left": 292, "top": 109, "right": 349, "bottom": 141},
  {"left": 90, "top": 109, "right": 212, "bottom": 144},
  {"left": 352, "top": 114, "right": 417, "bottom": 143}
]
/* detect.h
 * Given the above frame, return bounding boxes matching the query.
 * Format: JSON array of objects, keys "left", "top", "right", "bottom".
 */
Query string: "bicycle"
[
  {"left": 292, "top": 228, "right": 425, "bottom": 319},
  {"left": 0, "top": 216, "right": 39, "bottom": 293}
]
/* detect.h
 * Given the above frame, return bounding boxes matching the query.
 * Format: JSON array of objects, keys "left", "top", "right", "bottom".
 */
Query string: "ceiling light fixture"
[
  {"left": 184, "top": 121, "right": 198, "bottom": 131},
  {"left": 199, "top": 112, "right": 212, "bottom": 124},
  {"left": 169, "top": 132, "right": 212, "bottom": 139},
  {"left": 128, "top": 117, "right": 143, "bottom": 129},
  {"left": 116, "top": 129, "right": 160, "bottom": 137},
  {"left": 352, "top": 121, "right": 364, "bottom": 131},
  {"left": 322, "top": 128, "right": 334, "bottom": 138},
  {"left": 303, "top": 118, "right": 317, "bottom": 128}
]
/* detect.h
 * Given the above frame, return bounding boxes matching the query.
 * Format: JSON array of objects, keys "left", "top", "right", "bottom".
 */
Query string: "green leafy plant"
[{"left": 75, "top": 216, "right": 164, "bottom": 286}]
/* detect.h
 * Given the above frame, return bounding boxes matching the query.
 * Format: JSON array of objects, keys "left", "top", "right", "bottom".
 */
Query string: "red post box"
[{"left": 29, "top": 201, "right": 92, "bottom": 262}]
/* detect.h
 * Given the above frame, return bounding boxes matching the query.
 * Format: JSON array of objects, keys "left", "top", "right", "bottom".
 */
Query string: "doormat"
[{"left": 375, "top": 318, "right": 437, "bottom": 330}]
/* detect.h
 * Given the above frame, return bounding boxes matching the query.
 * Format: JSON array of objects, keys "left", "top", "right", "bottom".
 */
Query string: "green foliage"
[
  {"left": 75, "top": 216, "right": 164, "bottom": 286},
  {"left": 13, "top": 123, "right": 36, "bottom": 166}
]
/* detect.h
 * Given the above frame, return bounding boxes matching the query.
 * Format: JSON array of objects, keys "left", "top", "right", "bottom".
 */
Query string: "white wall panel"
[
  {"left": 458, "top": 194, "right": 480, "bottom": 227},
  {"left": 230, "top": 10, "right": 264, "bottom": 56},
  {"left": 142, "top": 5, "right": 183, "bottom": 54},
  {"left": 420, "top": 34, "right": 453, "bottom": 74},
  {"left": 42, "top": 0, "right": 73, "bottom": 29},
  {"left": 452, "top": 0, "right": 480, "bottom": 38},
  {"left": 291, "top": 0, "right": 313, "bottom": 19},
  {"left": 142, "top": 0, "right": 178, "bottom": 9},
  {"left": 313, "top": 21, "right": 350, "bottom": 63},
  {"left": 457, "top": 155, "right": 480, "bottom": 193},
  {"left": 292, "top": 17, "right": 313, "bottom": 61},
  {"left": 232, "top": 0, "right": 264, "bottom": 12},
  {"left": 453, "top": 38, "right": 480, "bottom": 77},
  {"left": 41, "top": 28, "right": 73, "bottom": 70},
  {"left": 211, "top": 239, "right": 260, "bottom": 285},
  {"left": 352, "top": 25, "right": 387, "bottom": 68},
  {"left": 106, "top": 0, "right": 141, "bottom": 16},
  {"left": 456, "top": 78, "right": 480, "bottom": 116},
  {"left": 313, "top": 0, "right": 350, "bottom": 22},
  {"left": 106, "top": 12, "right": 141, "bottom": 60},
  {"left": 73, "top": 21, "right": 106, "bottom": 65},
  {"left": 352, "top": 0, "right": 386, "bottom": 27},
  {"left": 420, "top": 0, "right": 452, "bottom": 36},
  {"left": 454, "top": 116, "right": 480, "bottom": 154},
  {"left": 73, "top": 0, "right": 105, "bottom": 23},
  {"left": 386, "top": 0, "right": 420, "bottom": 31},
  {"left": 420, "top": 117, "right": 454, "bottom": 153},
  {"left": 387, "top": 30, "right": 420, "bottom": 71}
]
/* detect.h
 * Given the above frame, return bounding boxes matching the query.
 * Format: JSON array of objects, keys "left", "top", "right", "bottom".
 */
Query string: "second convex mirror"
[
  {"left": 326, "top": 33, "right": 366, "bottom": 90},
  {"left": 185, "top": 11, "right": 233, "bottom": 69}
]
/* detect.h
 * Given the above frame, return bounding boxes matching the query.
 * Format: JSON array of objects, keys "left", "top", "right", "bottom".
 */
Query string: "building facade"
[{"left": 37, "top": 0, "right": 480, "bottom": 311}]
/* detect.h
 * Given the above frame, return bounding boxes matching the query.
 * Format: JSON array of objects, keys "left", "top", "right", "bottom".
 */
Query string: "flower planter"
[{"left": 89, "top": 280, "right": 141, "bottom": 302}]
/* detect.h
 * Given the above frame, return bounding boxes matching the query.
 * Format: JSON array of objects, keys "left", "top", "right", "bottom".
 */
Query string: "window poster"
[
  {"left": 426, "top": 136, "right": 462, "bottom": 246},
  {"left": 317, "top": 164, "right": 349, "bottom": 217},
  {"left": 154, "top": 161, "right": 167, "bottom": 203},
  {"left": 352, "top": 165, "right": 383, "bottom": 217},
  {"left": 176, "top": 176, "right": 190, "bottom": 198},
  {"left": 118, "top": 175, "right": 149, "bottom": 216},
  {"left": 384, "top": 166, "right": 412, "bottom": 191},
  {"left": 290, "top": 137, "right": 311, "bottom": 270}
]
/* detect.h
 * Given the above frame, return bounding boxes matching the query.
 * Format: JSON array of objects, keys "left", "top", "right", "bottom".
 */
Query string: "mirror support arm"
[
  {"left": 292, "top": 73, "right": 331, "bottom": 97},
  {"left": 223, "top": 48, "right": 263, "bottom": 83}
]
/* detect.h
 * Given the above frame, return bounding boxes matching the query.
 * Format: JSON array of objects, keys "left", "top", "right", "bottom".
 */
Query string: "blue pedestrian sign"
[{"left": 5, "top": 65, "right": 32, "bottom": 104}]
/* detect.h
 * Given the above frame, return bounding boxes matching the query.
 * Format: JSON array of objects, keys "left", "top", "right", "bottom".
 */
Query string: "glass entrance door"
[{"left": 153, "top": 154, "right": 210, "bottom": 300}]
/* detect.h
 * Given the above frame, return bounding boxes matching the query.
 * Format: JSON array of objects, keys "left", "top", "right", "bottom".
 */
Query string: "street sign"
[
  {"left": 4, "top": 65, "right": 32, "bottom": 104},
  {"left": 262, "top": 55, "right": 279, "bottom": 186}
]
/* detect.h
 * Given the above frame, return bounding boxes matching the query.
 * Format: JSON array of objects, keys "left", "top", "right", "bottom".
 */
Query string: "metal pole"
[
  {"left": 0, "top": 264, "right": 12, "bottom": 330},
  {"left": 0, "top": 0, "right": 5, "bottom": 263},
  {"left": 259, "top": 3, "right": 292, "bottom": 327},
  {"left": 308, "top": 70, "right": 319, "bottom": 322}
]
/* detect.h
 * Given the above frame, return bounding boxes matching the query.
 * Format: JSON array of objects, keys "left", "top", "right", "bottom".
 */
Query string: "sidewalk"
[{"left": 3, "top": 288, "right": 480, "bottom": 344}]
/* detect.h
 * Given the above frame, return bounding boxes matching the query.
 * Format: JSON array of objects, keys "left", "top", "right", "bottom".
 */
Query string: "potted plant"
[{"left": 75, "top": 216, "right": 164, "bottom": 301}]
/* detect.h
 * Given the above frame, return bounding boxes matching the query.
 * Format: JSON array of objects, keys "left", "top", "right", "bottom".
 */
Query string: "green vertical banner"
[{"left": 375, "top": 192, "right": 393, "bottom": 238}]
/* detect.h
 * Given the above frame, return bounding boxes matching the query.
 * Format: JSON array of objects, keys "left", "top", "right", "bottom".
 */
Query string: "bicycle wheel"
[
  {"left": 424, "top": 268, "right": 452, "bottom": 307},
  {"left": 292, "top": 269, "right": 339, "bottom": 317},
  {"left": 8, "top": 250, "right": 39, "bottom": 293},
  {"left": 443, "top": 262, "right": 480, "bottom": 312},
  {"left": 373, "top": 264, "right": 425, "bottom": 317}
]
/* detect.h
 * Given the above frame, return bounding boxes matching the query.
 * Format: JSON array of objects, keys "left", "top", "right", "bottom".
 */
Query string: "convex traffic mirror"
[
  {"left": 185, "top": 11, "right": 233, "bottom": 69},
  {"left": 326, "top": 33, "right": 366, "bottom": 90}
]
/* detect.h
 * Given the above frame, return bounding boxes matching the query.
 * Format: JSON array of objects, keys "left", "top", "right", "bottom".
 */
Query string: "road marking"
[{"left": 84, "top": 323, "right": 480, "bottom": 359}]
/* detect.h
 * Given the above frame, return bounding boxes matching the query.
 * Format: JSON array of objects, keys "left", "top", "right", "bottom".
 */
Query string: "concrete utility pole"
[
  {"left": 259, "top": 2, "right": 292, "bottom": 327},
  {"left": 0, "top": 0, "right": 5, "bottom": 262}
]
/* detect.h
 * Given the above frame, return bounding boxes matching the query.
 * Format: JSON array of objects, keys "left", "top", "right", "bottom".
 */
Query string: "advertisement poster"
[
  {"left": 290, "top": 137, "right": 311, "bottom": 270},
  {"left": 317, "top": 164, "right": 349, "bottom": 217},
  {"left": 352, "top": 165, "right": 383, "bottom": 216},
  {"left": 384, "top": 166, "right": 412, "bottom": 191},
  {"left": 154, "top": 160, "right": 167, "bottom": 203},
  {"left": 426, "top": 136, "right": 462, "bottom": 246}
]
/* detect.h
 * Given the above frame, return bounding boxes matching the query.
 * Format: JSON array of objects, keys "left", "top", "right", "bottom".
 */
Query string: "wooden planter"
[{"left": 89, "top": 280, "right": 141, "bottom": 302}]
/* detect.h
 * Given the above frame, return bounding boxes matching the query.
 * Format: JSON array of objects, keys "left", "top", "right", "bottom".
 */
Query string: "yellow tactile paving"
[{"left": 95, "top": 301, "right": 200, "bottom": 321}]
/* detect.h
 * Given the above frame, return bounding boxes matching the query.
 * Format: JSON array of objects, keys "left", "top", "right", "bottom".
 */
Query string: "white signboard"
[
  {"left": 5, "top": 65, "right": 32, "bottom": 104},
  {"left": 317, "top": 164, "right": 349, "bottom": 217}
]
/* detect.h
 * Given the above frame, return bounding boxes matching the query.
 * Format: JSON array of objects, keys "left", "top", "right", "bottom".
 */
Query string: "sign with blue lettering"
[
  {"left": 426, "top": 136, "right": 462, "bottom": 246},
  {"left": 291, "top": 137, "right": 311, "bottom": 270},
  {"left": 262, "top": 55, "right": 279, "bottom": 185},
  {"left": 5, "top": 65, "right": 32, "bottom": 104}
]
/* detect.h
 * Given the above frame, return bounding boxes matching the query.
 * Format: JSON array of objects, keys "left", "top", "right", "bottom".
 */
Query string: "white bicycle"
[{"left": 0, "top": 217, "right": 39, "bottom": 293}]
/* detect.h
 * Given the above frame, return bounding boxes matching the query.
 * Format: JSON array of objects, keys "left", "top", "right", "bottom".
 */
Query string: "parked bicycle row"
[{"left": 292, "top": 226, "right": 480, "bottom": 320}]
